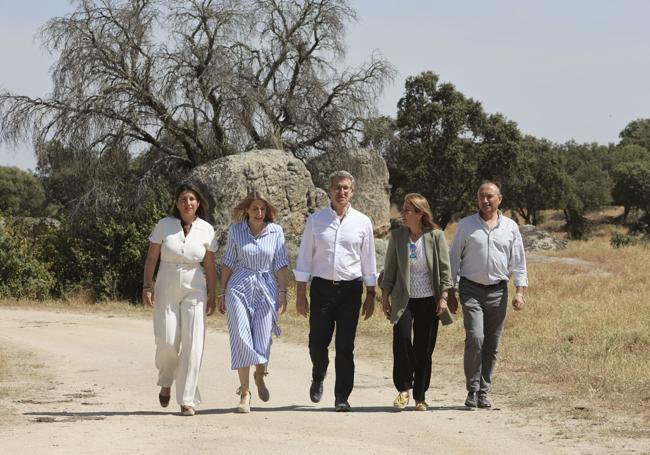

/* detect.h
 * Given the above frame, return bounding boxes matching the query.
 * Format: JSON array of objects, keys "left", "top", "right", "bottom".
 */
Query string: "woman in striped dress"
[{"left": 218, "top": 191, "right": 289, "bottom": 413}]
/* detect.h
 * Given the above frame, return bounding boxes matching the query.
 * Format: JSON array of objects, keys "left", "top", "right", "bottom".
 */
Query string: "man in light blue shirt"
[{"left": 448, "top": 181, "right": 527, "bottom": 409}]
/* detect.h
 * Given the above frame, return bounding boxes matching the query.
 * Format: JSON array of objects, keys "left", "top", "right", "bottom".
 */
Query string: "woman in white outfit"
[{"left": 143, "top": 182, "right": 217, "bottom": 416}]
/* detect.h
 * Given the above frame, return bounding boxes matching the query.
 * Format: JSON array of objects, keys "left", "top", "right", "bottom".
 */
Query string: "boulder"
[
  {"left": 306, "top": 148, "right": 391, "bottom": 237},
  {"left": 189, "top": 149, "right": 328, "bottom": 245},
  {"left": 519, "top": 224, "right": 568, "bottom": 251}
]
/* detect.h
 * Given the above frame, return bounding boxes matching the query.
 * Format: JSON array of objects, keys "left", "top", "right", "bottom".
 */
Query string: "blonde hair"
[
  {"left": 232, "top": 191, "right": 278, "bottom": 223},
  {"left": 404, "top": 193, "right": 435, "bottom": 230}
]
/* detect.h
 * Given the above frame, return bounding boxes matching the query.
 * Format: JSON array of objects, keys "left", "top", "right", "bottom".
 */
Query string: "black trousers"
[
  {"left": 392, "top": 296, "right": 440, "bottom": 402},
  {"left": 309, "top": 277, "right": 363, "bottom": 401}
]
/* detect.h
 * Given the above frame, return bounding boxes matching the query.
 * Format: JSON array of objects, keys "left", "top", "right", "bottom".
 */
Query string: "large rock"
[
  {"left": 306, "top": 148, "right": 391, "bottom": 237},
  {"left": 189, "top": 149, "right": 327, "bottom": 244},
  {"left": 519, "top": 224, "right": 568, "bottom": 251}
]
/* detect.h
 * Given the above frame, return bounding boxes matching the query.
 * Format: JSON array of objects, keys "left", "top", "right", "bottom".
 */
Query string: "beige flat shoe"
[
  {"left": 237, "top": 390, "right": 251, "bottom": 413},
  {"left": 415, "top": 400, "right": 429, "bottom": 411},
  {"left": 393, "top": 391, "right": 410, "bottom": 410},
  {"left": 254, "top": 371, "right": 270, "bottom": 402},
  {"left": 180, "top": 405, "right": 195, "bottom": 416}
]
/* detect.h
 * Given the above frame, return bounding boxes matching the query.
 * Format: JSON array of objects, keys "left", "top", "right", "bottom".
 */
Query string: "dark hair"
[
  {"left": 232, "top": 191, "right": 277, "bottom": 223},
  {"left": 170, "top": 181, "right": 209, "bottom": 220},
  {"left": 403, "top": 193, "right": 436, "bottom": 230}
]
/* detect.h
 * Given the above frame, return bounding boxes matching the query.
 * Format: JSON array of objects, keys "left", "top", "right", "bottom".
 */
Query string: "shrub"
[{"left": 0, "top": 221, "right": 55, "bottom": 299}]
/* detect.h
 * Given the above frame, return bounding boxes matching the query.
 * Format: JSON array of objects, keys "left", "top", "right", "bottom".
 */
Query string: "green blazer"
[{"left": 380, "top": 226, "right": 453, "bottom": 325}]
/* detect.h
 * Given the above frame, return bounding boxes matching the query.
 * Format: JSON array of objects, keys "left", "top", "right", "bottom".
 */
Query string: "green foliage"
[
  {"left": 610, "top": 233, "right": 640, "bottom": 248},
  {"left": 560, "top": 142, "right": 612, "bottom": 239},
  {"left": 503, "top": 136, "right": 568, "bottom": 225},
  {"left": 0, "top": 220, "right": 55, "bottom": 299},
  {"left": 0, "top": 166, "right": 46, "bottom": 216},
  {"left": 610, "top": 155, "right": 650, "bottom": 220},
  {"left": 50, "top": 203, "right": 165, "bottom": 301},
  {"left": 388, "top": 71, "right": 522, "bottom": 228},
  {"left": 619, "top": 118, "right": 650, "bottom": 150}
]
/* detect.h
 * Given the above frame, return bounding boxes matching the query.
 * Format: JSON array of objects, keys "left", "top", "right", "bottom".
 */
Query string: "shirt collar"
[
  {"left": 476, "top": 210, "right": 502, "bottom": 229},
  {"left": 328, "top": 203, "right": 352, "bottom": 220}
]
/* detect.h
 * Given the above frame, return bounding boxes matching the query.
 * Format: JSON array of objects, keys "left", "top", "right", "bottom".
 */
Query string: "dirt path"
[{"left": 0, "top": 308, "right": 575, "bottom": 454}]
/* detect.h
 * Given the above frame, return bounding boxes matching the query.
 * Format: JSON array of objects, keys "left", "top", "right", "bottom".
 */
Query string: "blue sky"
[{"left": 2, "top": 0, "right": 649, "bottom": 170}]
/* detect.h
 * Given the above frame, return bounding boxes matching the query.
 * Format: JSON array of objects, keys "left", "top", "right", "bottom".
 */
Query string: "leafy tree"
[
  {"left": 503, "top": 137, "right": 568, "bottom": 225},
  {"left": 611, "top": 160, "right": 650, "bottom": 218},
  {"left": 560, "top": 142, "right": 612, "bottom": 239},
  {"left": 388, "top": 71, "right": 522, "bottom": 228},
  {"left": 0, "top": 166, "right": 46, "bottom": 216},
  {"left": 0, "top": 221, "right": 55, "bottom": 299},
  {"left": 0, "top": 0, "right": 393, "bottom": 167},
  {"left": 619, "top": 118, "right": 650, "bottom": 150}
]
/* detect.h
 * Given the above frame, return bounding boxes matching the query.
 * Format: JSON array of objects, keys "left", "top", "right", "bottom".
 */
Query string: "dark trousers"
[
  {"left": 309, "top": 277, "right": 363, "bottom": 401},
  {"left": 392, "top": 296, "right": 439, "bottom": 402},
  {"left": 459, "top": 277, "right": 508, "bottom": 395}
]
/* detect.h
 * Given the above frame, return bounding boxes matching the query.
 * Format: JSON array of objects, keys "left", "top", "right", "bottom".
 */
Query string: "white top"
[
  {"left": 294, "top": 205, "right": 377, "bottom": 286},
  {"left": 449, "top": 212, "right": 528, "bottom": 288},
  {"left": 149, "top": 216, "right": 217, "bottom": 264},
  {"left": 409, "top": 236, "right": 434, "bottom": 298}
]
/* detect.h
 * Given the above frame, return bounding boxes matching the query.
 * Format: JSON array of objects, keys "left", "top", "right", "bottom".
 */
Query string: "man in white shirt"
[
  {"left": 448, "top": 181, "right": 527, "bottom": 409},
  {"left": 294, "top": 170, "right": 377, "bottom": 412}
]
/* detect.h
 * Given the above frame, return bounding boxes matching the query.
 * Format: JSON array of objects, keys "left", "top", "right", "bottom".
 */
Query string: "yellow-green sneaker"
[
  {"left": 393, "top": 391, "right": 410, "bottom": 409},
  {"left": 415, "top": 400, "right": 428, "bottom": 411}
]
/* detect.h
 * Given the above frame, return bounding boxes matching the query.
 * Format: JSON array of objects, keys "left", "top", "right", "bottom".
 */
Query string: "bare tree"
[{"left": 0, "top": 0, "right": 394, "bottom": 167}]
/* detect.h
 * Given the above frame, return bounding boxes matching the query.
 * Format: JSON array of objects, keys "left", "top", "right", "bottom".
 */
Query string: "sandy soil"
[{"left": 0, "top": 308, "right": 641, "bottom": 455}]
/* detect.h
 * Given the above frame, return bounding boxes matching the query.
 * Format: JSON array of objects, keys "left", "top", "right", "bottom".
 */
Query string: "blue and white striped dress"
[{"left": 222, "top": 221, "right": 289, "bottom": 370}]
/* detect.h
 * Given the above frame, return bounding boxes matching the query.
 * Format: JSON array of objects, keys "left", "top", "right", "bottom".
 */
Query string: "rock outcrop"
[
  {"left": 519, "top": 224, "right": 568, "bottom": 251},
  {"left": 189, "top": 149, "right": 327, "bottom": 244}
]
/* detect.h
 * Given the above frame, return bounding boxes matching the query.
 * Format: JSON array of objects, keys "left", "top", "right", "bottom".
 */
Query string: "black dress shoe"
[
  {"left": 159, "top": 393, "right": 171, "bottom": 408},
  {"left": 464, "top": 391, "right": 478, "bottom": 408},
  {"left": 477, "top": 394, "right": 491, "bottom": 409},
  {"left": 310, "top": 379, "right": 324, "bottom": 403},
  {"left": 334, "top": 398, "right": 351, "bottom": 412}
]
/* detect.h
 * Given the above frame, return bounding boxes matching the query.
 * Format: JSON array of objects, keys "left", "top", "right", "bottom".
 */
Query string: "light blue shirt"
[{"left": 449, "top": 212, "right": 528, "bottom": 288}]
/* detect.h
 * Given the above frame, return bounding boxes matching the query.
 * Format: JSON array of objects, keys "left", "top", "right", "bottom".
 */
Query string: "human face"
[
  {"left": 477, "top": 183, "right": 502, "bottom": 219},
  {"left": 246, "top": 199, "right": 267, "bottom": 225},
  {"left": 401, "top": 200, "right": 423, "bottom": 231},
  {"left": 176, "top": 190, "right": 200, "bottom": 220},
  {"left": 329, "top": 177, "right": 354, "bottom": 212}
]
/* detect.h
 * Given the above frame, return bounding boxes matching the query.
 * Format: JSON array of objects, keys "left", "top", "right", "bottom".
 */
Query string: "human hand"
[
  {"left": 436, "top": 297, "right": 449, "bottom": 316},
  {"left": 278, "top": 292, "right": 288, "bottom": 315},
  {"left": 447, "top": 292, "right": 458, "bottom": 314},
  {"left": 296, "top": 293, "right": 309, "bottom": 317},
  {"left": 361, "top": 293, "right": 375, "bottom": 320},
  {"left": 381, "top": 297, "right": 391, "bottom": 321},
  {"left": 143, "top": 288, "right": 154, "bottom": 307},
  {"left": 217, "top": 294, "right": 226, "bottom": 314},
  {"left": 512, "top": 292, "right": 525, "bottom": 311},
  {"left": 206, "top": 298, "right": 216, "bottom": 316}
]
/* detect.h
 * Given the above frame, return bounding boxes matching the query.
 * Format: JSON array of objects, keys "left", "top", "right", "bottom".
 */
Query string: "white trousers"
[{"left": 153, "top": 262, "right": 206, "bottom": 407}]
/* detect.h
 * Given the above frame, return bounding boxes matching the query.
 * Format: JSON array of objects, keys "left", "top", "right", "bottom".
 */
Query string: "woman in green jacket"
[{"left": 380, "top": 193, "right": 453, "bottom": 411}]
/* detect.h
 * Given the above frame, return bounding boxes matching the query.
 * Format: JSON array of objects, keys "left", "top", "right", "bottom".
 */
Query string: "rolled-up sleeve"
[
  {"left": 293, "top": 216, "right": 314, "bottom": 282},
  {"left": 510, "top": 226, "right": 528, "bottom": 287},
  {"left": 360, "top": 219, "right": 377, "bottom": 286}
]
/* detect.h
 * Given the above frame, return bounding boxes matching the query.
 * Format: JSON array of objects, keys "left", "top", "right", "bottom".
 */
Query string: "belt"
[
  {"left": 313, "top": 276, "right": 362, "bottom": 286},
  {"left": 160, "top": 261, "right": 202, "bottom": 269},
  {"left": 460, "top": 277, "right": 506, "bottom": 289}
]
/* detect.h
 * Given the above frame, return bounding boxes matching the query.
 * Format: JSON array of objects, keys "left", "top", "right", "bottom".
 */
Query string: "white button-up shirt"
[
  {"left": 294, "top": 205, "right": 377, "bottom": 286},
  {"left": 149, "top": 216, "right": 216, "bottom": 264},
  {"left": 449, "top": 212, "right": 528, "bottom": 288}
]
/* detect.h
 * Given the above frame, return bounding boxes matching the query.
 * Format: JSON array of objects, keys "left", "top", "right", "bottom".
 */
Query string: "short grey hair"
[
  {"left": 478, "top": 180, "right": 502, "bottom": 197},
  {"left": 328, "top": 170, "right": 355, "bottom": 189}
]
